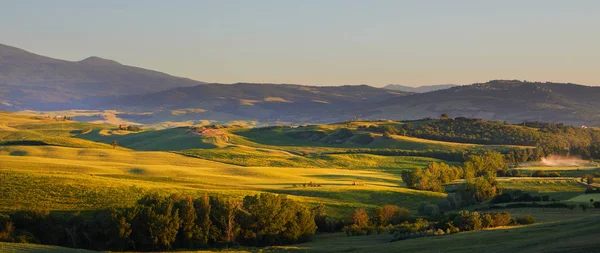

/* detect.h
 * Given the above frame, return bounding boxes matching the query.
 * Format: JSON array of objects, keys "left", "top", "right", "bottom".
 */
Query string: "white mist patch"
[{"left": 524, "top": 155, "right": 593, "bottom": 167}]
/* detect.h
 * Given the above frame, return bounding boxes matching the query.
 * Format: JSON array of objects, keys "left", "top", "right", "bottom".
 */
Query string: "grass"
[
  {"left": 78, "top": 127, "right": 223, "bottom": 151},
  {"left": 232, "top": 127, "right": 473, "bottom": 151},
  {"left": 568, "top": 193, "right": 600, "bottom": 203},
  {"left": 0, "top": 242, "right": 99, "bottom": 253},
  {"left": 0, "top": 145, "right": 444, "bottom": 216},
  {"left": 0, "top": 113, "right": 114, "bottom": 149},
  {"left": 3, "top": 112, "right": 598, "bottom": 252},
  {"left": 266, "top": 209, "right": 600, "bottom": 253},
  {"left": 179, "top": 146, "right": 446, "bottom": 175}
]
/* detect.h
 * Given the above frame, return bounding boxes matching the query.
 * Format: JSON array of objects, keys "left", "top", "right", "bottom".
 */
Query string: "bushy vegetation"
[
  {"left": 491, "top": 190, "right": 552, "bottom": 204},
  {"left": 0, "top": 193, "right": 316, "bottom": 251},
  {"left": 391, "top": 210, "right": 518, "bottom": 242},
  {"left": 342, "top": 204, "right": 411, "bottom": 236},
  {"left": 401, "top": 162, "right": 462, "bottom": 192},
  {"left": 401, "top": 117, "right": 600, "bottom": 160}
]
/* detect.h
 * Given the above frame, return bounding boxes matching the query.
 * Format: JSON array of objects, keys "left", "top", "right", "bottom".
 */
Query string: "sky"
[{"left": 1, "top": 0, "right": 599, "bottom": 87}]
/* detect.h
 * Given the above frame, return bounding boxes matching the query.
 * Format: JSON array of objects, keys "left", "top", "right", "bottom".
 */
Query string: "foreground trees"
[{"left": 0, "top": 193, "right": 317, "bottom": 251}]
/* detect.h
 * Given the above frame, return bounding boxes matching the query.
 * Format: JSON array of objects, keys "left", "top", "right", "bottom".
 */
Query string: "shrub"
[
  {"left": 532, "top": 170, "right": 545, "bottom": 177},
  {"left": 515, "top": 215, "right": 535, "bottom": 225},
  {"left": 0, "top": 213, "right": 14, "bottom": 241},
  {"left": 349, "top": 209, "right": 370, "bottom": 228},
  {"left": 445, "top": 222, "right": 460, "bottom": 234},
  {"left": 454, "top": 210, "right": 483, "bottom": 231},
  {"left": 594, "top": 202, "right": 600, "bottom": 208},
  {"left": 490, "top": 212, "right": 511, "bottom": 227},
  {"left": 372, "top": 205, "right": 410, "bottom": 226}
]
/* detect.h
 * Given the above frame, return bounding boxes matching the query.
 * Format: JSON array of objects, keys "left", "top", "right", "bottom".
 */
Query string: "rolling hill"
[
  {"left": 0, "top": 43, "right": 203, "bottom": 110},
  {"left": 366, "top": 80, "right": 600, "bottom": 125}
]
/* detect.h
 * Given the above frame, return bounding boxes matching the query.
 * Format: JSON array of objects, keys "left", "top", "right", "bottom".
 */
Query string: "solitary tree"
[
  {"left": 111, "top": 140, "right": 119, "bottom": 149},
  {"left": 440, "top": 114, "right": 450, "bottom": 120}
]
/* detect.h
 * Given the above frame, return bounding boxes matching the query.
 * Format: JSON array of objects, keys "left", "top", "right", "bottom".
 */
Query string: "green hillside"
[{"left": 1, "top": 112, "right": 599, "bottom": 253}]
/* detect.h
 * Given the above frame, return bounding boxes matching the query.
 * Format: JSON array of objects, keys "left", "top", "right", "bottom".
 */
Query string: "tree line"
[
  {"left": 0, "top": 193, "right": 317, "bottom": 251},
  {"left": 367, "top": 117, "right": 600, "bottom": 160}
]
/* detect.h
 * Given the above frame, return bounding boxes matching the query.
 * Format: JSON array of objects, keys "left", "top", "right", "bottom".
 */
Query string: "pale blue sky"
[{"left": 1, "top": 0, "right": 599, "bottom": 86}]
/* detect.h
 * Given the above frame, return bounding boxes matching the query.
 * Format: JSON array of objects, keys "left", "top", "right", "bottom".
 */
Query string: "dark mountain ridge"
[
  {"left": 365, "top": 80, "right": 600, "bottom": 125},
  {"left": 1, "top": 44, "right": 600, "bottom": 126},
  {"left": 0, "top": 43, "right": 203, "bottom": 109}
]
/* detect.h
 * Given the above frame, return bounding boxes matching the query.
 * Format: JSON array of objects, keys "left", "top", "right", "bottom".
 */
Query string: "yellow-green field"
[{"left": 0, "top": 145, "right": 444, "bottom": 215}]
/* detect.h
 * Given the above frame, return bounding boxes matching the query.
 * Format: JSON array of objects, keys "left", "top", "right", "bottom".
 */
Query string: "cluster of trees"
[
  {"left": 402, "top": 117, "right": 540, "bottom": 146},
  {"left": 415, "top": 118, "right": 600, "bottom": 159},
  {"left": 402, "top": 151, "right": 505, "bottom": 201},
  {"left": 364, "top": 117, "right": 600, "bottom": 161},
  {"left": 391, "top": 210, "right": 532, "bottom": 242},
  {"left": 0, "top": 193, "right": 317, "bottom": 251},
  {"left": 342, "top": 205, "right": 411, "bottom": 236},
  {"left": 401, "top": 162, "right": 462, "bottom": 192},
  {"left": 400, "top": 151, "right": 507, "bottom": 218},
  {"left": 491, "top": 190, "right": 552, "bottom": 204},
  {"left": 531, "top": 170, "right": 561, "bottom": 177}
]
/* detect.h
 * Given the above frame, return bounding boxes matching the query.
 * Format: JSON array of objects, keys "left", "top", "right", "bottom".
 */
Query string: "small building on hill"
[{"left": 118, "top": 124, "right": 128, "bottom": 130}]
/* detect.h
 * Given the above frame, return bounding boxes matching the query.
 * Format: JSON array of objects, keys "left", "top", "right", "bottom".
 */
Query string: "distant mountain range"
[
  {"left": 383, "top": 84, "right": 458, "bottom": 93},
  {"left": 0, "top": 43, "right": 202, "bottom": 110},
  {"left": 366, "top": 80, "right": 600, "bottom": 126},
  {"left": 1, "top": 44, "right": 599, "bottom": 126}
]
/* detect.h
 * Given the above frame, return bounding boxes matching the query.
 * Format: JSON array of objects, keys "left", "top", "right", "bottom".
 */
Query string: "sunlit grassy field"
[
  {"left": 0, "top": 145, "right": 444, "bottom": 216},
  {"left": 2, "top": 112, "right": 599, "bottom": 253},
  {"left": 179, "top": 146, "right": 447, "bottom": 174}
]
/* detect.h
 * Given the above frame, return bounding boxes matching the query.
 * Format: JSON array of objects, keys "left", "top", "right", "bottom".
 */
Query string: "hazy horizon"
[{"left": 2, "top": 0, "right": 599, "bottom": 87}]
